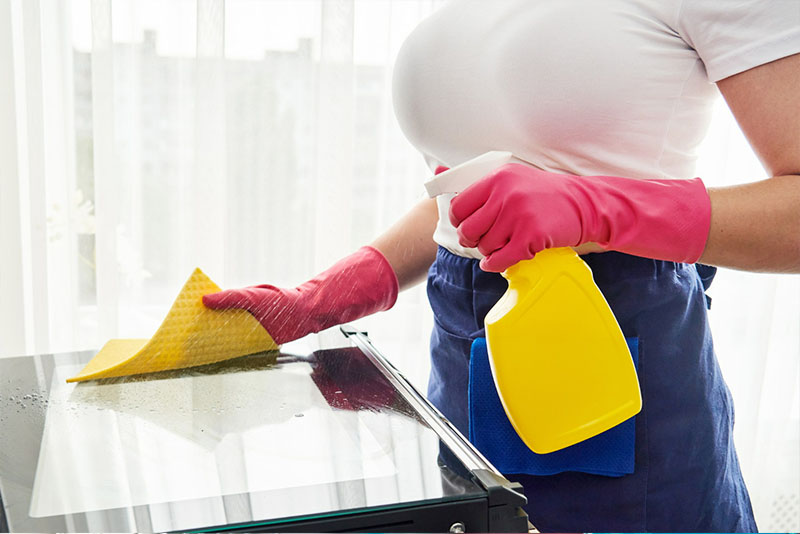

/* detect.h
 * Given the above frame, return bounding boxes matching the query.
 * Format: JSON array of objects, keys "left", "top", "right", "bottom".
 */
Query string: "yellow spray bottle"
[{"left": 425, "top": 152, "right": 641, "bottom": 454}]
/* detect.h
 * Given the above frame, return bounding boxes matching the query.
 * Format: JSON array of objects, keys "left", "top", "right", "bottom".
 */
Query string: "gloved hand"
[
  {"left": 202, "top": 246, "right": 399, "bottom": 344},
  {"left": 450, "top": 163, "right": 711, "bottom": 272}
]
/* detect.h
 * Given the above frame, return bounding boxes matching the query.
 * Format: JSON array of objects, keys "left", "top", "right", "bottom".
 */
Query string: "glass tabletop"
[{"left": 0, "top": 330, "right": 487, "bottom": 533}]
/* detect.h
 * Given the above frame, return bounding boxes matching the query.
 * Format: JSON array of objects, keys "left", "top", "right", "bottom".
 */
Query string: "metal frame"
[
  {"left": 340, "top": 325, "right": 497, "bottom": 473},
  {"left": 340, "top": 325, "right": 529, "bottom": 533}
]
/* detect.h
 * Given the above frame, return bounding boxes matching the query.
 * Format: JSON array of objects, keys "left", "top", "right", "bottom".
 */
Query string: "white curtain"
[{"left": 1, "top": 0, "right": 797, "bottom": 530}]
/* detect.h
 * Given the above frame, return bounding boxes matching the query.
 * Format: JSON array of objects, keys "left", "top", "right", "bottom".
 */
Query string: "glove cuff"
[
  {"left": 358, "top": 245, "right": 400, "bottom": 312},
  {"left": 301, "top": 245, "right": 399, "bottom": 332},
  {"left": 583, "top": 175, "right": 711, "bottom": 264}
]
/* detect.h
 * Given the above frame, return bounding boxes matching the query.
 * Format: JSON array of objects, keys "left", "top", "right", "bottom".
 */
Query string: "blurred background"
[{"left": 0, "top": 0, "right": 797, "bottom": 530}]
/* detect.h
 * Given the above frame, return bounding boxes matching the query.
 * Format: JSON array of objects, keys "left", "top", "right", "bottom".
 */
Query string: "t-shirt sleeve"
[{"left": 677, "top": 0, "right": 800, "bottom": 82}]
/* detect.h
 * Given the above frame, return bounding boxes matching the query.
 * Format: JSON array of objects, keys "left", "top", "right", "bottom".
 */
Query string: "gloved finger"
[
  {"left": 480, "top": 240, "right": 534, "bottom": 273},
  {"left": 203, "top": 286, "right": 281, "bottom": 312},
  {"left": 475, "top": 219, "right": 513, "bottom": 257},
  {"left": 449, "top": 173, "right": 496, "bottom": 227},
  {"left": 455, "top": 199, "right": 503, "bottom": 249},
  {"left": 247, "top": 289, "right": 292, "bottom": 320},
  {"left": 202, "top": 289, "right": 249, "bottom": 310}
]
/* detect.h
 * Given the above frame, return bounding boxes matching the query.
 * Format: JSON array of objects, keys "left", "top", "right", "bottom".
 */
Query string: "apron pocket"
[{"left": 468, "top": 336, "right": 640, "bottom": 477}]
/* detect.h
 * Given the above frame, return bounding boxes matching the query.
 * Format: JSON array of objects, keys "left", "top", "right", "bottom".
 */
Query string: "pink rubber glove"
[
  {"left": 202, "top": 246, "right": 399, "bottom": 344},
  {"left": 450, "top": 163, "right": 711, "bottom": 272}
]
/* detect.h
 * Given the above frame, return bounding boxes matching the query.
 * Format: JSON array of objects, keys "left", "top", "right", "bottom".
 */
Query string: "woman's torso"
[{"left": 392, "top": 0, "right": 719, "bottom": 258}]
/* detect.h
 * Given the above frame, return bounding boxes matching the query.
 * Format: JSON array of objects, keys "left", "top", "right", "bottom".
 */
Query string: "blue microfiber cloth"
[{"left": 468, "top": 336, "right": 639, "bottom": 477}]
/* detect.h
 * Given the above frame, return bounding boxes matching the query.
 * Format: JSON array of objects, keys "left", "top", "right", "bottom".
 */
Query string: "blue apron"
[{"left": 427, "top": 246, "right": 757, "bottom": 532}]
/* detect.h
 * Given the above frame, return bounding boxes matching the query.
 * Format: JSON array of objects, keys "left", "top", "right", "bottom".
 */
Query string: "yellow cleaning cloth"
[{"left": 67, "top": 268, "right": 279, "bottom": 383}]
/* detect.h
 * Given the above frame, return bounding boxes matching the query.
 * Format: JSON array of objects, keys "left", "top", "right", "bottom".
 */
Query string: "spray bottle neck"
[{"left": 502, "top": 247, "right": 582, "bottom": 289}]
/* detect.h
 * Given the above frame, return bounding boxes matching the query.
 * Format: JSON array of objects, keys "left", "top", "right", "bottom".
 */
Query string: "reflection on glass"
[{"left": 31, "top": 352, "right": 395, "bottom": 518}]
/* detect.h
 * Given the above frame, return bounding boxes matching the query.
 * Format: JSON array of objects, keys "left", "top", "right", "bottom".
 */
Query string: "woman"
[{"left": 205, "top": 1, "right": 800, "bottom": 531}]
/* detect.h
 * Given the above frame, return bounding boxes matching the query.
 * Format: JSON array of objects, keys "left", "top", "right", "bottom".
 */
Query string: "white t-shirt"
[{"left": 392, "top": 0, "right": 800, "bottom": 259}]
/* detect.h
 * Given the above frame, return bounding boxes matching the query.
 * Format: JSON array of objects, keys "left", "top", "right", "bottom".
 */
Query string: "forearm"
[
  {"left": 371, "top": 197, "right": 440, "bottom": 290},
  {"left": 700, "top": 174, "right": 800, "bottom": 273}
]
